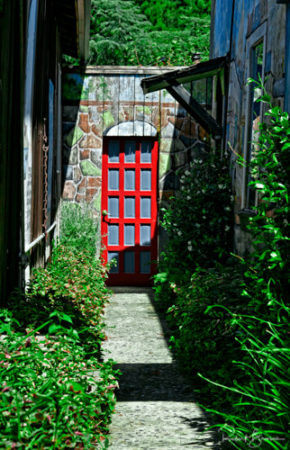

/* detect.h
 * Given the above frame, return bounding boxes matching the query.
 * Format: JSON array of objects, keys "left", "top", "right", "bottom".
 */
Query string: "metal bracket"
[{"left": 166, "top": 84, "right": 223, "bottom": 140}]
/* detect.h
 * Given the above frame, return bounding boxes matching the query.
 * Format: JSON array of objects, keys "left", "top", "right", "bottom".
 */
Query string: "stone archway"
[{"left": 104, "top": 120, "right": 157, "bottom": 137}]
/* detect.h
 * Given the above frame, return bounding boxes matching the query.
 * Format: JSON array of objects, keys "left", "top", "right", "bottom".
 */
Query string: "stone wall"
[
  {"left": 211, "top": 0, "right": 287, "bottom": 254},
  {"left": 62, "top": 67, "right": 207, "bottom": 250}
]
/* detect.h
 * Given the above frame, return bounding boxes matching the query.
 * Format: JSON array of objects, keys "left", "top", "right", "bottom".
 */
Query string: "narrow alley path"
[{"left": 103, "top": 287, "right": 215, "bottom": 449}]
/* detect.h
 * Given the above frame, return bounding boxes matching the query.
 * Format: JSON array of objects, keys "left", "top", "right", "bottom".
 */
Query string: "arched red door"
[{"left": 101, "top": 137, "right": 158, "bottom": 286}]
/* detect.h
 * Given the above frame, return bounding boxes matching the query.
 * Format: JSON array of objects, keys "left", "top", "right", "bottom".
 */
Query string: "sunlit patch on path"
[{"left": 103, "top": 287, "right": 215, "bottom": 449}]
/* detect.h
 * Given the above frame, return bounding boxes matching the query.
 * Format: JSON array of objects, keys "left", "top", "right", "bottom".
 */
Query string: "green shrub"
[
  {"left": 0, "top": 310, "right": 116, "bottom": 448},
  {"left": 154, "top": 151, "right": 234, "bottom": 309},
  {"left": 154, "top": 87, "right": 289, "bottom": 449},
  {"left": 1, "top": 203, "right": 118, "bottom": 448},
  {"left": 199, "top": 83, "right": 290, "bottom": 449},
  {"left": 60, "top": 202, "right": 99, "bottom": 257}
]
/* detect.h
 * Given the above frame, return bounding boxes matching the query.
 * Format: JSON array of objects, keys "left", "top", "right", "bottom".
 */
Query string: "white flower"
[
  {"left": 195, "top": 223, "right": 200, "bottom": 228},
  {"left": 187, "top": 245, "right": 193, "bottom": 252},
  {"left": 201, "top": 189, "right": 206, "bottom": 194},
  {"left": 177, "top": 230, "right": 182, "bottom": 236},
  {"left": 202, "top": 216, "right": 206, "bottom": 219},
  {"left": 224, "top": 206, "right": 231, "bottom": 211},
  {"left": 186, "top": 195, "right": 191, "bottom": 200},
  {"left": 218, "top": 184, "right": 224, "bottom": 189},
  {"left": 185, "top": 170, "right": 190, "bottom": 176}
]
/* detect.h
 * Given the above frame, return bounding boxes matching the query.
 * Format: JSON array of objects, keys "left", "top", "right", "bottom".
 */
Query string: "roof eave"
[{"left": 141, "top": 56, "right": 227, "bottom": 94}]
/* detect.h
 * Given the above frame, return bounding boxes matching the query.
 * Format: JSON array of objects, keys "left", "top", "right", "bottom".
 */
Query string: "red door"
[{"left": 101, "top": 137, "right": 158, "bottom": 286}]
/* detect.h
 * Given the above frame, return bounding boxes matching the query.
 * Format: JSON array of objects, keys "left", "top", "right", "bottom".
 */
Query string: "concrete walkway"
[{"left": 103, "top": 287, "right": 215, "bottom": 449}]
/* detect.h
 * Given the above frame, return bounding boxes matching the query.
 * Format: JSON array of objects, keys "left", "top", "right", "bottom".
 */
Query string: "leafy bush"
[
  {"left": 154, "top": 152, "right": 234, "bottom": 305},
  {"left": 165, "top": 265, "right": 245, "bottom": 399},
  {"left": 154, "top": 87, "right": 290, "bottom": 449},
  {"left": 0, "top": 310, "right": 116, "bottom": 448},
  {"left": 60, "top": 202, "right": 99, "bottom": 258},
  {"left": 1, "top": 203, "right": 118, "bottom": 448},
  {"left": 200, "top": 84, "right": 290, "bottom": 449}
]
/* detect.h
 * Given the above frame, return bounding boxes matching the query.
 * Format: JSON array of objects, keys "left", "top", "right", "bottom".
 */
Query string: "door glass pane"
[
  {"left": 140, "top": 197, "right": 151, "bottom": 218},
  {"left": 108, "top": 169, "right": 119, "bottom": 190},
  {"left": 108, "top": 197, "right": 119, "bottom": 218},
  {"left": 141, "top": 170, "right": 151, "bottom": 191},
  {"left": 108, "top": 225, "right": 119, "bottom": 246},
  {"left": 141, "top": 141, "right": 152, "bottom": 163},
  {"left": 125, "top": 169, "right": 135, "bottom": 191},
  {"left": 140, "top": 225, "right": 151, "bottom": 246},
  {"left": 125, "top": 140, "right": 136, "bottom": 163},
  {"left": 124, "top": 251, "right": 135, "bottom": 273},
  {"left": 124, "top": 224, "right": 135, "bottom": 246},
  {"left": 108, "top": 252, "right": 119, "bottom": 273},
  {"left": 140, "top": 251, "right": 151, "bottom": 274},
  {"left": 108, "top": 141, "right": 119, "bottom": 163},
  {"left": 125, "top": 197, "right": 135, "bottom": 218}
]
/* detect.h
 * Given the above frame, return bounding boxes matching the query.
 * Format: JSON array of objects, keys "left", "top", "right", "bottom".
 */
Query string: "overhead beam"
[
  {"left": 166, "top": 84, "right": 223, "bottom": 140},
  {"left": 141, "top": 56, "right": 227, "bottom": 94}
]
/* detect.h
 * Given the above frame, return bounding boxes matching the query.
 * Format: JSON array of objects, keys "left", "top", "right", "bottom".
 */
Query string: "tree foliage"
[{"left": 88, "top": 0, "right": 211, "bottom": 66}]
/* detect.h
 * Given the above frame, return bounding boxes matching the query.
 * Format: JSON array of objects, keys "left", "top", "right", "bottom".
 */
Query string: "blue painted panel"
[
  {"left": 108, "top": 252, "right": 119, "bottom": 273},
  {"left": 124, "top": 251, "right": 135, "bottom": 273},
  {"left": 108, "top": 197, "right": 119, "bottom": 218},
  {"left": 140, "top": 197, "right": 151, "bottom": 218},
  {"left": 140, "top": 251, "right": 151, "bottom": 274},
  {"left": 141, "top": 141, "right": 152, "bottom": 163},
  {"left": 125, "top": 197, "right": 135, "bottom": 218},
  {"left": 108, "top": 169, "right": 119, "bottom": 190},
  {"left": 211, "top": 0, "right": 234, "bottom": 58},
  {"left": 125, "top": 169, "right": 135, "bottom": 190},
  {"left": 109, "top": 140, "right": 119, "bottom": 162},
  {"left": 124, "top": 224, "right": 135, "bottom": 246},
  {"left": 285, "top": 5, "right": 290, "bottom": 113},
  {"left": 140, "top": 225, "right": 151, "bottom": 246},
  {"left": 108, "top": 225, "right": 119, "bottom": 246},
  {"left": 141, "top": 170, "right": 151, "bottom": 191},
  {"left": 125, "top": 140, "right": 136, "bottom": 162}
]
